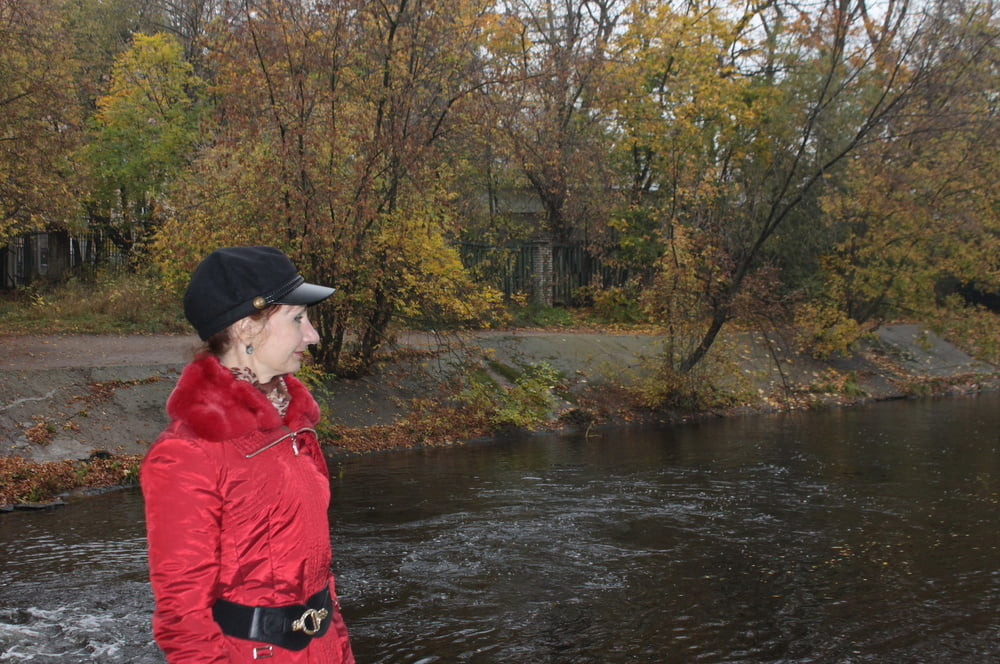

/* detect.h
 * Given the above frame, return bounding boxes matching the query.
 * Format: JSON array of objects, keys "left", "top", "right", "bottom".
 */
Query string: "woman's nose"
[{"left": 303, "top": 318, "right": 320, "bottom": 345}]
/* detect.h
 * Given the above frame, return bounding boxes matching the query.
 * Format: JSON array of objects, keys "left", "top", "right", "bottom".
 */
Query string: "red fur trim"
[
  {"left": 166, "top": 354, "right": 320, "bottom": 441},
  {"left": 283, "top": 373, "right": 321, "bottom": 424}
]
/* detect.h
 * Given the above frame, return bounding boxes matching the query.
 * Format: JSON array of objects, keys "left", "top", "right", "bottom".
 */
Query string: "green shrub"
[
  {"left": 507, "top": 300, "right": 576, "bottom": 328},
  {"left": 458, "top": 361, "right": 561, "bottom": 428}
]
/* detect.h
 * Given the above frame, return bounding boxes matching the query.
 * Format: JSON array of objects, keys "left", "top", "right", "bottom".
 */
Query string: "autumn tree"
[
  {"left": 151, "top": 0, "right": 221, "bottom": 71},
  {"left": 82, "top": 32, "right": 207, "bottom": 260},
  {"left": 602, "top": 0, "right": 753, "bottom": 293},
  {"left": 809, "top": 0, "right": 999, "bottom": 350},
  {"left": 0, "top": 0, "right": 85, "bottom": 247},
  {"left": 155, "top": 0, "right": 505, "bottom": 375},
  {"left": 478, "top": 0, "right": 624, "bottom": 245},
  {"left": 63, "top": 0, "right": 168, "bottom": 107},
  {"left": 611, "top": 0, "right": 946, "bottom": 374}
]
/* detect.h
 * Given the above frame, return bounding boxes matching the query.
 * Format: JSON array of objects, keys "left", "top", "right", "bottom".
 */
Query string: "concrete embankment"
[{"left": 1, "top": 324, "right": 997, "bottom": 464}]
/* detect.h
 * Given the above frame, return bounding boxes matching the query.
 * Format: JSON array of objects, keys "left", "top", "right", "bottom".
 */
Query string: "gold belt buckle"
[{"left": 291, "top": 607, "right": 329, "bottom": 636}]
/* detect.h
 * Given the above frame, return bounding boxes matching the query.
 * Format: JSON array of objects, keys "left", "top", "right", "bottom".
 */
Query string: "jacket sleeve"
[{"left": 141, "top": 436, "right": 230, "bottom": 664}]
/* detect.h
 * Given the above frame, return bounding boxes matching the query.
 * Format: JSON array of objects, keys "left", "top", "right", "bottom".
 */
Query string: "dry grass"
[
  {"left": 0, "top": 271, "right": 188, "bottom": 335},
  {"left": 322, "top": 401, "right": 492, "bottom": 453}
]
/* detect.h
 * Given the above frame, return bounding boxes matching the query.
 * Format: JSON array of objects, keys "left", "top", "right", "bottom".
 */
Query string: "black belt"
[{"left": 212, "top": 586, "right": 333, "bottom": 651}]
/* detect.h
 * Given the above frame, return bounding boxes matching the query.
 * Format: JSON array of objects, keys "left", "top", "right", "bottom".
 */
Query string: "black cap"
[{"left": 183, "top": 246, "right": 335, "bottom": 340}]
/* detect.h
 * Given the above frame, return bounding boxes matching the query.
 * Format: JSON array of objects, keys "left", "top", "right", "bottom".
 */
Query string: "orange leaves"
[
  {"left": 0, "top": 455, "right": 142, "bottom": 506},
  {"left": 0, "top": 0, "right": 84, "bottom": 243}
]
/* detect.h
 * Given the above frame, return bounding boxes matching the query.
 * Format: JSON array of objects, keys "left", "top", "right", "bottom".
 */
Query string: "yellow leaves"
[
  {"left": 794, "top": 300, "right": 867, "bottom": 360},
  {"left": 372, "top": 205, "right": 508, "bottom": 328},
  {"left": 95, "top": 33, "right": 203, "bottom": 128},
  {"left": 475, "top": 8, "right": 527, "bottom": 61},
  {"left": 642, "top": 224, "right": 723, "bottom": 331},
  {"left": 815, "top": 86, "right": 1000, "bottom": 328}
]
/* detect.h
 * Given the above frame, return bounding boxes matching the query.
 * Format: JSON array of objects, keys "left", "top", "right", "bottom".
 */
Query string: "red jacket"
[{"left": 141, "top": 354, "right": 354, "bottom": 663}]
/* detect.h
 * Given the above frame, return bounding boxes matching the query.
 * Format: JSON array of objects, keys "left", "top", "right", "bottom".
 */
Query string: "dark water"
[{"left": 1, "top": 393, "right": 997, "bottom": 663}]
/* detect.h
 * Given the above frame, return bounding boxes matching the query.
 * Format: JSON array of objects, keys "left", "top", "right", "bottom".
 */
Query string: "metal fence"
[
  {"left": 550, "top": 242, "right": 630, "bottom": 304},
  {"left": 4, "top": 233, "right": 628, "bottom": 308},
  {"left": 1, "top": 231, "right": 126, "bottom": 289},
  {"left": 458, "top": 243, "right": 533, "bottom": 297},
  {"left": 459, "top": 241, "right": 628, "bottom": 305}
]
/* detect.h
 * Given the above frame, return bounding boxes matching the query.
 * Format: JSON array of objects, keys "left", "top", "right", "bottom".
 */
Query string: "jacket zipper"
[{"left": 244, "top": 427, "right": 317, "bottom": 458}]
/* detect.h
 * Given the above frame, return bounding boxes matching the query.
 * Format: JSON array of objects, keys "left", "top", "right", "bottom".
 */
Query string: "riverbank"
[{"left": 1, "top": 324, "right": 998, "bottom": 506}]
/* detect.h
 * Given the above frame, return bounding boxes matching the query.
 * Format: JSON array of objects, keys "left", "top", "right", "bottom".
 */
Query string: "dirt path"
[{"left": 0, "top": 334, "right": 202, "bottom": 370}]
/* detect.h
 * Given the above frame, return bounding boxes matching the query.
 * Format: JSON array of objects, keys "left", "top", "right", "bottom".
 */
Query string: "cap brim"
[{"left": 275, "top": 282, "right": 335, "bottom": 306}]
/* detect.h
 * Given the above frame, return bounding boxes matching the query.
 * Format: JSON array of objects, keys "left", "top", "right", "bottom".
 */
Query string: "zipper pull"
[{"left": 291, "top": 433, "right": 299, "bottom": 456}]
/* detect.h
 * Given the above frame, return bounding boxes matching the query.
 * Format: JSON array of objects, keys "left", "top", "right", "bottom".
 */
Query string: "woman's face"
[{"left": 249, "top": 304, "right": 320, "bottom": 382}]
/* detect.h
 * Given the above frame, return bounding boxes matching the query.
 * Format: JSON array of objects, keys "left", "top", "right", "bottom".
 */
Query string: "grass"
[
  {"left": 505, "top": 300, "right": 656, "bottom": 331},
  {"left": 507, "top": 301, "right": 580, "bottom": 328},
  {"left": 1, "top": 275, "right": 624, "bottom": 336},
  {"left": 0, "top": 271, "right": 189, "bottom": 335}
]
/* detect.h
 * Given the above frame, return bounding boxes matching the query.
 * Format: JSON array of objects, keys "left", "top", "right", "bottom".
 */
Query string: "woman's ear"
[{"left": 233, "top": 316, "right": 265, "bottom": 346}]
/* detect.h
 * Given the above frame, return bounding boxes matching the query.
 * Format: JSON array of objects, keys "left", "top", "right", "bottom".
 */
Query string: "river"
[{"left": 1, "top": 393, "right": 997, "bottom": 663}]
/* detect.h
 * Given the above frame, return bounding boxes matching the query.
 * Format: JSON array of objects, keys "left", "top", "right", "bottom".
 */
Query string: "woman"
[{"left": 141, "top": 246, "right": 355, "bottom": 663}]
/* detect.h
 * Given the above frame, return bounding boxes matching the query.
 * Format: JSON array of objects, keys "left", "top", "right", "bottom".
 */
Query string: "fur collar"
[{"left": 166, "top": 353, "right": 320, "bottom": 442}]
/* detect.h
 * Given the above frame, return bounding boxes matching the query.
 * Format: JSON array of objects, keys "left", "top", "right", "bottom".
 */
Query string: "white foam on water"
[{"left": 0, "top": 603, "right": 157, "bottom": 663}]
